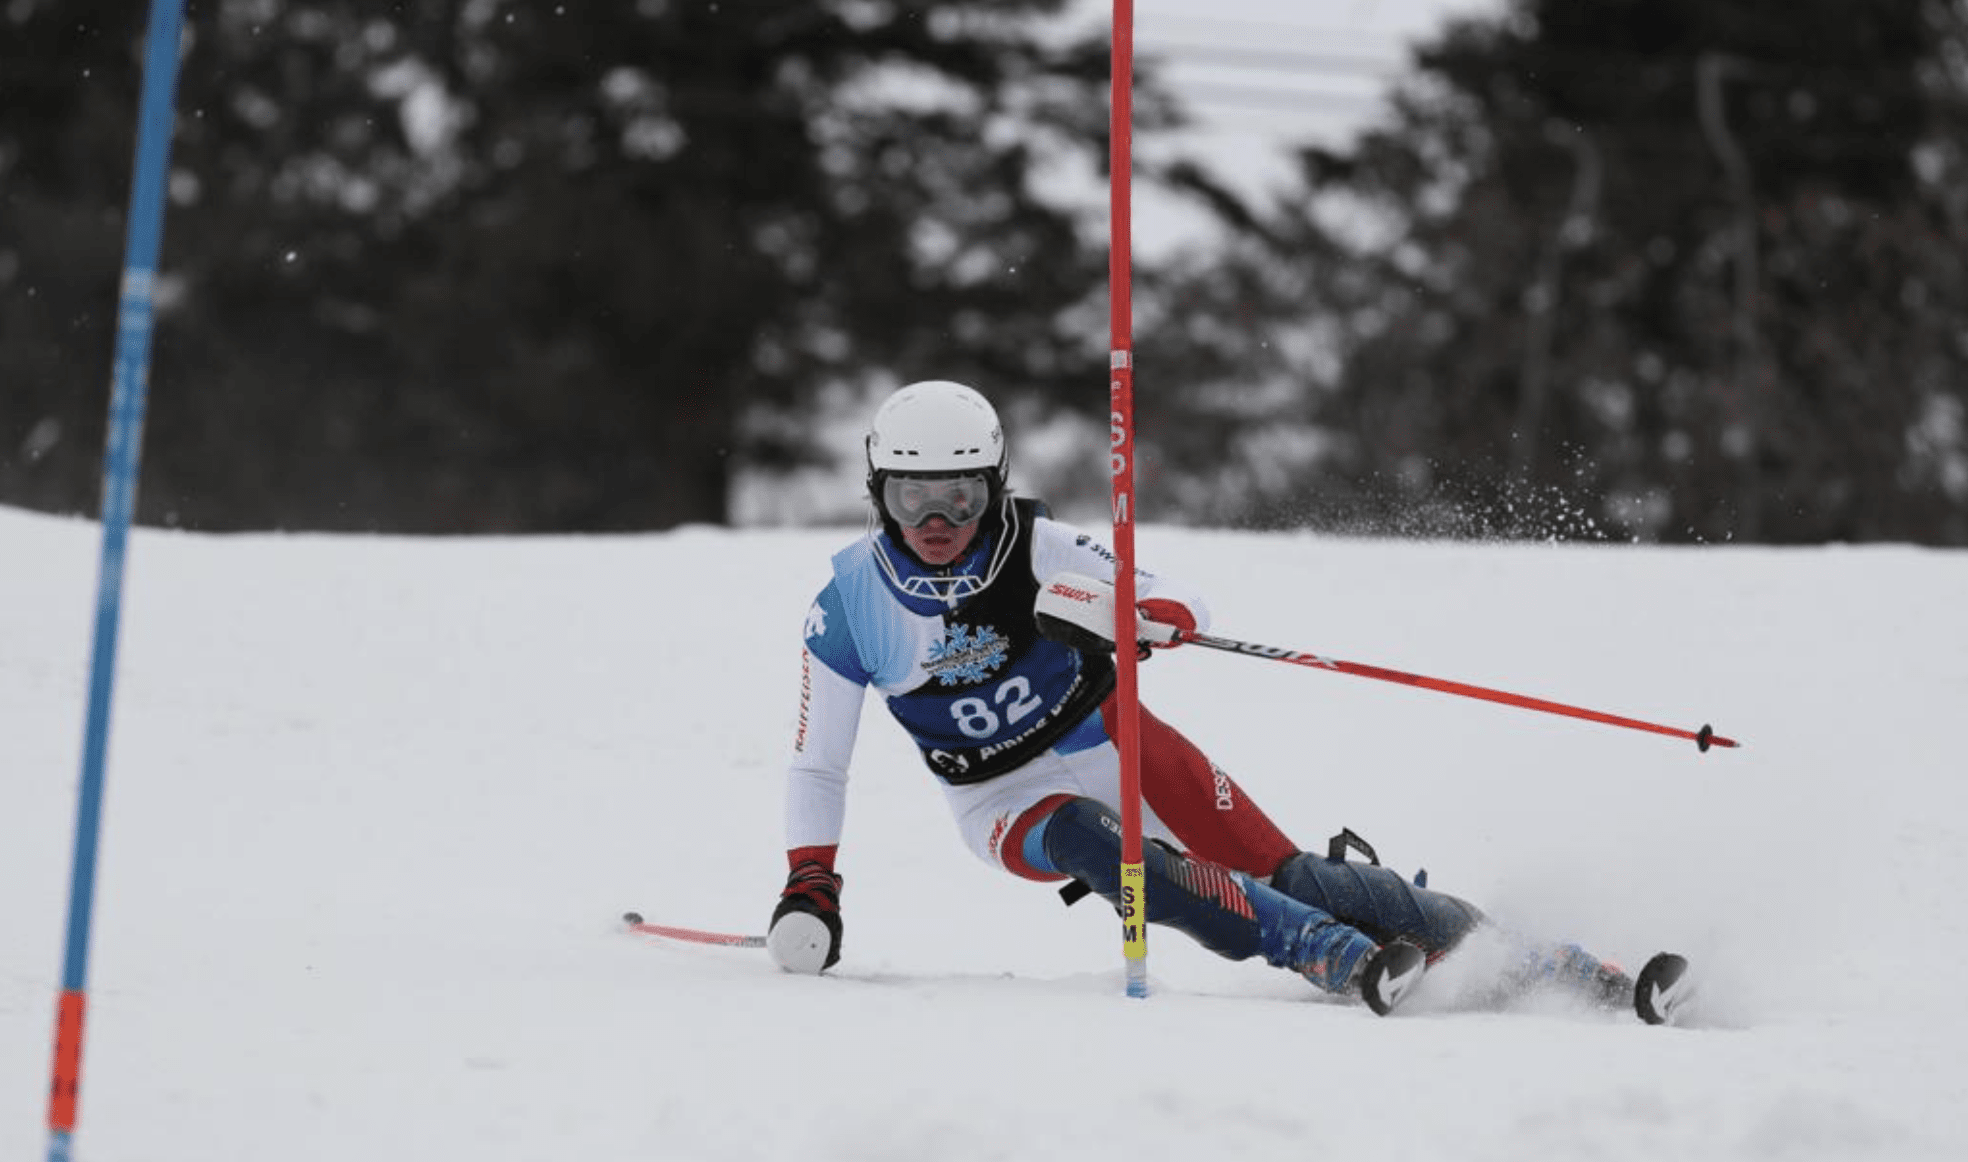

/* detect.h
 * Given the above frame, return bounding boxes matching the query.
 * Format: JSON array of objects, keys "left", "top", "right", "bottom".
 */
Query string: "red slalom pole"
[
  {"left": 1107, "top": 0, "right": 1148, "bottom": 998},
  {"left": 1180, "top": 631, "right": 1739, "bottom": 751}
]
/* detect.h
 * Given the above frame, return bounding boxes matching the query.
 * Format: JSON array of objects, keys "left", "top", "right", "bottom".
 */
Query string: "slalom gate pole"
[
  {"left": 1107, "top": 0, "right": 1148, "bottom": 998},
  {"left": 1179, "top": 631, "right": 1740, "bottom": 752},
  {"left": 46, "top": 2, "right": 188, "bottom": 1159}
]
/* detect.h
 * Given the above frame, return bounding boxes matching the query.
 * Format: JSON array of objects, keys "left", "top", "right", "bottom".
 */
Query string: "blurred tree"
[
  {"left": 13, "top": 1, "right": 1964, "bottom": 542},
  {"left": 0, "top": 0, "right": 149, "bottom": 516},
  {"left": 0, "top": 0, "right": 1179, "bottom": 531},
  {"left": 1156, "top": 0, "right": 1968, "bottom": 543}
]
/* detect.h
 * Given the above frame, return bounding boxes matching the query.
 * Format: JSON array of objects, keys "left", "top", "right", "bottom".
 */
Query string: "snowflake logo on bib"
[{"left": 925, "top": 623, "right": 1009, "bottom": 686}]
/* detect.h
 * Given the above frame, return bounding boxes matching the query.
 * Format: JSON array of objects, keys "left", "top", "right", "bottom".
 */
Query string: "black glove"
[{"left": 767, "top": 859, "right": 843, "bottom": 973}]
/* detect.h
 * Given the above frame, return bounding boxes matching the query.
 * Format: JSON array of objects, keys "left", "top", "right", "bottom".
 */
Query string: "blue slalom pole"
[{"left": 46, "top": 2, "right": 188, "bottom": 1158}]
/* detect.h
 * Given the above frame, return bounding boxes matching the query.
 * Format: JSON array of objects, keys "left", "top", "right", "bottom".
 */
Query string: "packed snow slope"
[{"left": 4, "top": 504, "right": 1965, "bottom": 1161}]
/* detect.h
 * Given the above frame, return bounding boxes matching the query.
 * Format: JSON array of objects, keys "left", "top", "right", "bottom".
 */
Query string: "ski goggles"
[{"left": 882, "top": 472, "right": 991, "bottom": 528}]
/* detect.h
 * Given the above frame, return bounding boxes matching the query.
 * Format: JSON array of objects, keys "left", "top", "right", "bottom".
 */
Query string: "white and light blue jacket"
[{"left": 785, "top": 498, "right": 1206, "bottom": 851}]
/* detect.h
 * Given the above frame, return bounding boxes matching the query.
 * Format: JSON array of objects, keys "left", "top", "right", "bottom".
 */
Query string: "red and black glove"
[
  {"left": 1135, "top": 597, "right": 1198, "bottom": 659},
  {"left": 767, "top": 847, "right": 843, "bottom": 974}
]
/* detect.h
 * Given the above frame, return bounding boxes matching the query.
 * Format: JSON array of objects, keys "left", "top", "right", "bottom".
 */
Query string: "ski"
[
  {"left": 621, "top": 911, "right": 766, "bottom": 949},
  {"left": 1360, "top": 941, "right": 1427, "bottom": 1015},
  {"left": 1633, "top": 951, "right": 1694, "bottom": 1026},
  {"left": 1511, "top": 947, "right": 1695, "bottom": 1026},
  {"left": 1434, "top": 936, "right": 1699, "bottom": 1026},
  {"left": 617, "top": 909, "right": 1688, "bottom": 1025}
]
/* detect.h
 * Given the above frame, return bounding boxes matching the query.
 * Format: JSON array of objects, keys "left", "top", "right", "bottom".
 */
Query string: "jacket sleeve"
[
  {"left": 1028, "top": 516, "right": 1211, "bottom": 634},
  {"left": 785, "top": 586, "right": 869, "bottom": 852}
]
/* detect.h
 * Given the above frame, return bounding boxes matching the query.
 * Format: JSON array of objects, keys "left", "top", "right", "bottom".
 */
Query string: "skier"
[{"left": 765, "top": 380, "right": 1630, "bottom": 1016}]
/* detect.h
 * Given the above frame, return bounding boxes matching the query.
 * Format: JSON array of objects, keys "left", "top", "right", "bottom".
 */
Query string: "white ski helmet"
[
  {"left": 865, "top": 381, "right": 1009, "bottom": 524},
  {"left": 865, "top": 380, "right": 1007, "bottom": 477}
]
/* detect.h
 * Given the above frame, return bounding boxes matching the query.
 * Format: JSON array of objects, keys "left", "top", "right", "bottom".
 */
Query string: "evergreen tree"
[
  {"left": 1169, "top": 0, "right": 1968, "bottom": 543},
  {"left": 0, "top": 1, "right": 1167, "bottom": 531}
]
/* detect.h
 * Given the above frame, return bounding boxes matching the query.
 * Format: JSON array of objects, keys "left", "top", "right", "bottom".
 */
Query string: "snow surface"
[{"left": 4, "top": 504, "right": 1966, "bottom": 1161}]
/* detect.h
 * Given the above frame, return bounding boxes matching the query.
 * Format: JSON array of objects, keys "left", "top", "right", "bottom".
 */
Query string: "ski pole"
[
  {"left": 622, "top": 912, "right": 766, "bottom": 948},
  {"left": 1177, "top": 631, "right": 1738, "bottom": 752}
]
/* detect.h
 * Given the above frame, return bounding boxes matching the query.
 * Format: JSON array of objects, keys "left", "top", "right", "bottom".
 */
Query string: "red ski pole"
[
  {"left": 1178, "top": 631, "right": 1739, "bottom": 752},
  {"left": 621, "top": 912, "right": 765, "bottom": 949}
]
